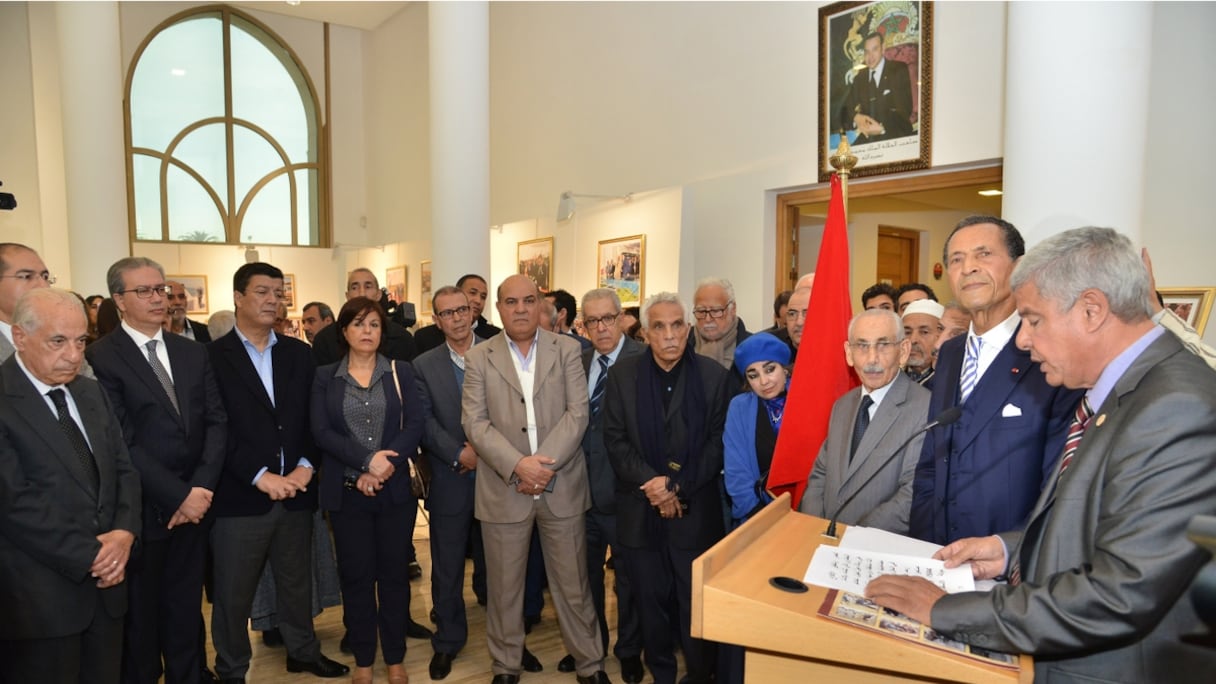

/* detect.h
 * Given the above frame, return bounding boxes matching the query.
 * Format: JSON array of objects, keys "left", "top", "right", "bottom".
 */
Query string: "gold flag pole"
[{"left": 828, "top": 136, "right": 858, "bottom": 220}]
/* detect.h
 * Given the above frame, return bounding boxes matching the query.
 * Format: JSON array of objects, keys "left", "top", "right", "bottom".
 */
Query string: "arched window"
[{"left": 125, "top": 5, "right": 327, "bottom": 246}]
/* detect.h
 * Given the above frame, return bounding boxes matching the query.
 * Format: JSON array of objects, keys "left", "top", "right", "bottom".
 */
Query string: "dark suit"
[
  {"left": 206, "top": 329, "right": 322, "bottom": 678},
  {"left": 86, "top": 329, "right": 227, "bottom": 684},
  {"left": 933, "top": 333, "right": 1216, "bottom": 682},
  {"left": 581, "top": 338, "right": 644, "bottom": 661},
  {"left": 414, "top": 340, "right": 486, "bottom": 656},
  {"left": 0, "top": 357, "right": 141, "bottom": 683},
  {"left": 604, "top": 353, "right": 732, "bottom": 684},
  {"left": 184, "top": 319, "right": 211, "bottom": 343},
  {"left": 311, "top": 316, "right": 416, "bottom": 365},
  {"left": 838, "top": 58, "right": 915, "bottom": 142},
  {"left": 311, "top": 357, "right": 424, "bottom": 667},
  {"left": 910, "top": 325, "right": 1082, "bottom": 544}
]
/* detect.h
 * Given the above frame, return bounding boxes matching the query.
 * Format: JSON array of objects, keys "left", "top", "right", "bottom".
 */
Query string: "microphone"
[{"left": 822, "top": 406, "right": 962, "bottom": 539}]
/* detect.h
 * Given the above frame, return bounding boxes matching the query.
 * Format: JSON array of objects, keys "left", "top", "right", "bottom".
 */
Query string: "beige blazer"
[{"left": 462, "top": 329, "right": 590, "bottom": 523}]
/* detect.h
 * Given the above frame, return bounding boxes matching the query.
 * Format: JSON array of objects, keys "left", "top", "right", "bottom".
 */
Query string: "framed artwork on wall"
[
  {"left": 597, "top": 234, "right": 646, "bottom": 306},
  {"left": 280, "top": 316, "right": 304, "bottom": 340},
  {"left": 282, "top": 273, "right": 297, "bottom": 311},
  {"left": 518, "top": 237, "right": 554, "bottom": 293},
  {"left": 819, "top": 0, "right": 933, "bottom": 181},
  {"left": 420, "top": 260, "right": 433, "bottom": 315},
  {"left": 1160, "top": 287, "right": 1215, "bottom": 335},
  {"left": 385, "top": 265, "right": 407, "bottom": 305},
  {"left": 168, "top": 274, "right": 209, "bottom": 315}
]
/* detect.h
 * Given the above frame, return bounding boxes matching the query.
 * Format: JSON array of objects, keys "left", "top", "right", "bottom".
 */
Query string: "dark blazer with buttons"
[
  {"left": 581, "top": 337, "right": 645, "bottom": 515},
  {"left": 86, "top": 328, "right": 226, "bottom": 542},
  {"left": 413, "top": 341, "right": 479, "bottom": 517},
  {"left": 207, "top": 328, "right": 318, "bottom": 517},
  {"left": 0, "top": 357, "right": 141, "bottom": 639},
  {"left": 311, "top": 357, "right": 424, "bottom": 512},
  {"left": 185, "top": 319, "right": 212, "bottom": 343}
]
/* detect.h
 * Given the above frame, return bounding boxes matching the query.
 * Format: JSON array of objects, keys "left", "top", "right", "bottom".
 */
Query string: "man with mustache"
[
  {"left": 164, "top": 279, "right": 212, "bottom": 342},
  {"left": 901, "top": 299, "right": 943, "bottom": 387}
]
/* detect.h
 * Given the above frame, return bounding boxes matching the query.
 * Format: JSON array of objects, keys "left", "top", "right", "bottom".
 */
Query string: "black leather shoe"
[
  {"left": 577, "top": 672, "right": 612, "bottom": 684},
  {"left": 286, "top": 654, "right": 350, "bottom": 678},
  {"left": 619, "top": 655, "right": 644, "bottom": 683},
  {"left": 408, "top": 561, "right": 423, "bottom": 580},
  {"left": 489, "top": 676, "right": 519, "bottom": 684},
  {"left": 339, "top": 632, "right": 352, "bottom": 655},
  {"left": 521, "top": 647, "right": 543, "bottom": 672},
  {"left": 557, "top": 654, "right": 576, "bottom": 672},
  {"left": 406, "top": 618, "right": 434, "bottom": 639},
  {"left": 430, "top": 652, "right": 455, "bottom": 680},
  {"left": 261, "top": 628, "right": 283, "bottom": 647}
]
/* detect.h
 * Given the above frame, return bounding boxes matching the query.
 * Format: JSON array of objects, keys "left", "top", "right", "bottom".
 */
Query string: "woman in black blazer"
[{"left": 311, "top": 297, "right": 424, "bottom": 684}]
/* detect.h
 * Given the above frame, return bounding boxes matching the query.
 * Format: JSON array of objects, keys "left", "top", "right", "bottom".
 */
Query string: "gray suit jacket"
[
  {"left": 462, "top": 329, "right": 590, "bottom": 523},
  {"left": 581, "top": 337, "right": 645, "bottom": 514},
  {"left": 932, "top": 333, "right": 1216, "bottom": 682},
  {"left": 800, "top": 372, "right": 930, "bottom": 534},
  {"left": 414, "top": 339, "right": 480, "bottom": 517}
]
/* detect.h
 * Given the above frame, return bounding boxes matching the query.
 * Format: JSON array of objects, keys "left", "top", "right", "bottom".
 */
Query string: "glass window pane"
[
  {"left": 240, "top": 173, "right": 292, "bottom": 245},
  {"left": 232, "top": 124, "right": 285, "bottom": 216},
  {"left": 129, "top": 14, "right": 224, "bottom": 151},
  {"left": 295, "top": 168, "right": 318, "bottom": 245},
  {"left": 132, "top": 153, "right": 164, "bottom": 241},
  {"left": 230, "top": 17, "right": 315, "bottom": 164},
  {"left": 166, "top": 165, "right": 225, "bottom": 242},
  {"left": 172, "top": 122, "right": 228, "bottom": 214}
]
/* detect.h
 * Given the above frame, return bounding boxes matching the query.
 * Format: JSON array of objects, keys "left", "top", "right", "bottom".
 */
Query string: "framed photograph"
[
  {"left": 1160, "top": 287, "right": 1216, "bottom": 335},
  {"left": 168, "top": 274, "right": 209, "bottom": 315},
  {"left": 282, "top": 273, "right": 297, "bottom": 311},
  {"left": 279, "top": 317, "right": 304, "bottom": 340},
  {"left": 517, "top": 237, "right": 554, "bottom": 293},
  {"left": 420, "top": 260, "right": 433, "bottom": 315},
  {"left": 597, "top": 234, "right": 646, "bottom": 306},
  {"left": 819, "top": 1, "right": 933, "bottom": 181},
  {"left": 385, "top": 265, "right": 408, "bottom": 305}
]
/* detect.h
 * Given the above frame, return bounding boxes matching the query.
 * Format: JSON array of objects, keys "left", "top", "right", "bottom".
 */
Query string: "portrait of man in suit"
[
  {"left": 837, "top": 32, "right": 914, "bottom": 143},
  {"left": 0, "top": 287, "right": 141, "bottom": 684},
  {"left": 461, "top": 274, "right": 608, "bottom": 684},
  {"left": 603, "top": 292, "right": 734, "bottom": 684},
  {"left": 801, "top": 308, "right": 931, "bottom": 535},
  {"left": 868, "top": 227, "right": 1216, "bottom": 681},
  {"left": 86, "top": 257, "right": 228, "bottom": 684}
]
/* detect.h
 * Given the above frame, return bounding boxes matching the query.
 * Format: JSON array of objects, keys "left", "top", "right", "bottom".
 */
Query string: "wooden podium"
[{"left": 691, "top": 495, "right": 1033, "bottom": 683}]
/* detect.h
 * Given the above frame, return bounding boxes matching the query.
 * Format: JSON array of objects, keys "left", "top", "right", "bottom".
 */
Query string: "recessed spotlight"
[
  {"left": 977, "top": 189, "right": 1002, "bottom": 197},
  {"left": 170, "top": 68, "right": 187, "bottom": 77}
]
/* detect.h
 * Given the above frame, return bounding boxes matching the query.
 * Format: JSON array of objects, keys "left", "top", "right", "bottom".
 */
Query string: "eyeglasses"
[
  {"left": 692, "top": 303, "right": 732, "bottom": 320},
  {"left": 583, "top": 313, "right": 620, "bottom": 329},
  {"left": 115, "top": 285, "right": 168, "bottom": 299},
  {"left": 848, "top": 341, "right": 898, "bottom": 354},
  {"left": 0, "top": 271, "right": 56, "bottom": 284},
  {"left": 435, "top": 305, "right": 470, "bottom": 320}
]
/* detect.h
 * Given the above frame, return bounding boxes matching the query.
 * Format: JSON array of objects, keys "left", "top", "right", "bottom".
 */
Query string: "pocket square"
[{"left": 1001, "top": 404, "right": 1023, "bottom": 417}]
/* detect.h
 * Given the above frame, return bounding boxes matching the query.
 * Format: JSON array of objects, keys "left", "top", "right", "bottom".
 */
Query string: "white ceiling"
[{"left": 230, "top": 1, "right": 410, "bottom": 31}]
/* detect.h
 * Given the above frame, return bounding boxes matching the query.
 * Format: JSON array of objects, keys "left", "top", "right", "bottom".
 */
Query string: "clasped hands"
[
  {"left": 90, "top": 529, "right": 135, "bottom": 589},
  {"left": 358, "top": 449, "right": 399, "bottom": 497},
  {"left": 255, "top": 462, "right": 320, "bottom": 501},
  {"left": 865, "top": 535, "right": 1007, "bottom": 625},
  {"left": 167, "top": 486, "right": 213, "bottom": 529},
  {"left": 642, "top": 476, "right": 682, "bottom": 519},
  {"left": 853, "top": 113, "right": 885, "bottom": 137},
  {"left": 513, "top": 454, "right": 555, "bottom": 494}
]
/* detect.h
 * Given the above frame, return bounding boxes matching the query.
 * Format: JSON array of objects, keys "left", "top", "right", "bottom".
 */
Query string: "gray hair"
[
  {"left": 1010, "top": 227, "right": 1151, "bottom": 322},
  {"left": 641, "top": 292, "right": 685, "bottom": 328},
  {"left": 207, "top": 310, "right": 236, "bottom": 339},
  {"left": 106, "top": 257, "right": 165, "bottom": 296},
  {"left": 847, "top": 308, "right": 905, "bottom": 341},
  {"left": 695, "top": 277, "right": 735, "bottom": 302},
  {"left": 581, "top": 287, "right": 622, "bottom": 313},
  {"left": 13, "top": 287, "right": 86, "bottom": 332},
  {"left": 431, "top": 285, "right": 465, "bottom": 310}
]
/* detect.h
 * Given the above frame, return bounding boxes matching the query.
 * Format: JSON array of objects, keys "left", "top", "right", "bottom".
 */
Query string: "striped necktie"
[
  {"left": 590, "top": 355, "right": 610, "bottom": 417},
  {"left": 146, "top": 339, "right": 180, "bottom": 414},
  {"left": 958, "top": 334, "right": 982, "bottom": 403},
  {"left": 1057, "top": 397, "right": 1094, "bottom": 475}
]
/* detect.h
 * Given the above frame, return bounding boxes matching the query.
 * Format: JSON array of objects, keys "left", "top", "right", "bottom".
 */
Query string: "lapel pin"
[
  {"left": 1011, "top": 367, "right": 1019, "bottom": 374},
  {"left": 1096, "top": 414, "right": 1106, "bottom": 427}
]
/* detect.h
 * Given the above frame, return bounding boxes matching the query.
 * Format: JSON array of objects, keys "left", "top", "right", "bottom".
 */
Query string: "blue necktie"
[
  {"left": 590, "top": 355, "right": 610, "bottom": 417},
  {"left": 959, "top": 335, "right": 982, "bottom": 403}
]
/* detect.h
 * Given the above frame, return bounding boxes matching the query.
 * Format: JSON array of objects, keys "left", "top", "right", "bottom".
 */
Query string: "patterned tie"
[
  {"left": 849, "top": 395, "right": 874, "bottom": 463},
  {"left": 1057, "top": 397, "right": 1094, "bottom": 476},
  {"left": 590, "top": 355, "right": 610, "bottom": 417},
  {"left": 958, "top": 335, "right": 982, "bottom": 403},
  {"left": 47, "top": 388, "right": 100, "bottom": 493},
  {"left": 145, "top": 339, "right": 179, "bottom": 414}
]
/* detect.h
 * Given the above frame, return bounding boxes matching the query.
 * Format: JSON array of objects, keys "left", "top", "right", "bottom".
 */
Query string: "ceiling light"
[
  {"left": 170, "top": 68, "right": 187, "bottom": 77},
  {"left": 978, "top": 189, "right": 1003, "bottom": 197}
]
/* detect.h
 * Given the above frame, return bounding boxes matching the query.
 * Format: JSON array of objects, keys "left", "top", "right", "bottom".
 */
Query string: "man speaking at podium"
[{"left": 866, "top": 227, "right": 1216, "bottom": 681}]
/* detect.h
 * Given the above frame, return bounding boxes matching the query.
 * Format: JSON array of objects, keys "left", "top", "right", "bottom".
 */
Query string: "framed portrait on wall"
[
  {"left": 597, "top": 234, "right": 646, "bottom": 306},
  {"left": 282, "top": 273, "right": 297, "bottom": 311},
  {"left": 819, "top": 1, "right": 933, "bottom": 181},
  {"left": 517, "top": 237, "right": 554, "bottom": 293},
  {"left": 1160, "top": 287, "right": 1215, "bottom": 335},
  {"left": 385, "top": 265, "right": 407, "bottom": 305},
  {"left": 420, "top": 260, "right": 433, "bottom": 315},
  {"left": 168, "top": 274, "right": 209, "bottom": 315},
  {"left": 280, "top": 317, "right": 304, "bottom": 340}
]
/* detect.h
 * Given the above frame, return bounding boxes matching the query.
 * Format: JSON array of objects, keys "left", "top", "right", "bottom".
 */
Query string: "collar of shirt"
[
  {"left": 122, "top": 320, "right": 174, "bottom": 379},
  {"left": 860, "top": 374, "right": 896, "bottom": 415},
  {"left": 1087, "top": 325, "right": 1165, "bottom": 413},
  {"left": 969, "top": 310, "right": 1021, "bottom": 379},
  {"left": 334, "top": 352, "right": 389, "bottom": 388},
  {"left": 14, "top": 351, "right": 89, "bottom": 442},
  {"left": 506, "top": 330, "right": 540, "bottom": 372},
  {"left": 588, "top": 334, "right": 627, "bottom": 392},
  {"left": 446, "top": 335, "right": 484, "bottom": 371},
  {"left": 235, "top": 324, "right": 279, "bottom": 405}
]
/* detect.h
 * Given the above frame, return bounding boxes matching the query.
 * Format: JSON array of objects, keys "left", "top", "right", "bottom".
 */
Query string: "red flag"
[{"left": 767, "top": 173, "right": 859, "bottom": 509}]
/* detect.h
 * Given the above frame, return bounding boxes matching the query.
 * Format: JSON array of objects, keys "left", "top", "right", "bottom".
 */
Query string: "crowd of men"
[{"left": 1, "top": 212, "right": 1214, "bottom": 684}]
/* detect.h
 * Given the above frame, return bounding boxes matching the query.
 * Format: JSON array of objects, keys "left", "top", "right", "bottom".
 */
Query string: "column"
[
  {"left": 429, "top": 2, "right": 491, "bottom": 296},
  {"left": 56, "top": 1, "right": 129, "bottom": 291},
  {"left": 1001, "top": 2, "right": 1153, "bottom": 247}
]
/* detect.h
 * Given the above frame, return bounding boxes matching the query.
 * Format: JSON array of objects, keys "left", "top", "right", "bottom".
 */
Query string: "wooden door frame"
[{"left": 774, "top": 162, "right": 1003, "bottom": 294}]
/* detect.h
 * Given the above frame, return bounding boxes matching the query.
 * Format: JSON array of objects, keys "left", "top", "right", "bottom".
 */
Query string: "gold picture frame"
[
  {"left": 420, "top": 260, "right": 433, "bottom": 315},
  {"left": 1160, "top": 287, "right": 1216, "bottom": 336},
  {"left": 385, "top": 265, "right": 408, "bottom": 305},
  {"left": 597, "top": 234, "right": 646, "bottom": 306},
  {"left": 167, "top": 274, "right": 209, "bottom": 315},
  {"left": 517, "top": 237, "right": 555, "bottom": 293}
]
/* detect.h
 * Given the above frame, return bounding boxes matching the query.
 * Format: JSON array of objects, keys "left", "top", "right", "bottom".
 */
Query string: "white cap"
[{"left": 902, "top": 299, "right": 945, "bottom": 320}]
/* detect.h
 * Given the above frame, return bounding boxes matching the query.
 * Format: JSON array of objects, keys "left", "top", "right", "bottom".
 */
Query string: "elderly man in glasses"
[{"left": 688, "top": 278, "right": 752, "bottom": 382}]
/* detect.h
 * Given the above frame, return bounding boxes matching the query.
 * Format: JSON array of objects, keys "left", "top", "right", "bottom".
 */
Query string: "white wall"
[{"left": 0, "top": 4, "right": 46, "bottom": 252}]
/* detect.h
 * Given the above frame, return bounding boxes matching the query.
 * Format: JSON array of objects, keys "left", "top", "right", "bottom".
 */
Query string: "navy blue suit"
[{"left": 909, "top": 324, "right": 1083, "bottom": 545}]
